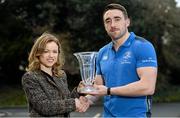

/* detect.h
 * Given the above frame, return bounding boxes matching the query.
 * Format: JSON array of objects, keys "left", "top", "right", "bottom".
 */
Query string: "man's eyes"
[
  {"left": 115, "top": 18, "right": 121, "bottom": 21},
  {"left": 105, "top": 20, "right": 111, "bottom": 23},
  {"left": 105, "top": 18, "right": 121, "bottom": 24}
]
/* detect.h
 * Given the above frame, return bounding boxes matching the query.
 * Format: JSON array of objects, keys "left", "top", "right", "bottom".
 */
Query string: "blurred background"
[{"left": 0, "top": 0, "right": 180, "bottom": 109}]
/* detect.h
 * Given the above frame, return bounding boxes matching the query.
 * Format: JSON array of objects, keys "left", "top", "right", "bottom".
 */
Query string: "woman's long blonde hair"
[{"left": 26, "top": 32, "right": 65, "bottom": 77}]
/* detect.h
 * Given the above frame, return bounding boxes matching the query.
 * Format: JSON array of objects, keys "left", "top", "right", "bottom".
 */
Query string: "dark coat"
[{"left": 22, "top": 70, "right": 79, "bottom": 117}]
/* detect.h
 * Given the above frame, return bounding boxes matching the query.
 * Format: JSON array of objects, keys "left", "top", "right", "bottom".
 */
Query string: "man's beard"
[{"left": 109, "top": 29, "right": 127, "bottom": 43}]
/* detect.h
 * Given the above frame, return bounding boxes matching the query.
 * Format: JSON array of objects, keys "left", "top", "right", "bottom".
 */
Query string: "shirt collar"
[
  {"left": 108, "top": 32, "right": 136, "bottom": 49},
  {"left": 122, "top": 32, "right": 135, "bottom": 47}
]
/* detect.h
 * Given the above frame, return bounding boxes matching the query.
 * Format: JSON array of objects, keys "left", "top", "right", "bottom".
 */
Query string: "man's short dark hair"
[{"left": 103, "top": 3, "right": 128, "bottom": 19}]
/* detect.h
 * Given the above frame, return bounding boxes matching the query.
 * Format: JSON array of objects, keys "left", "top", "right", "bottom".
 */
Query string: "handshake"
[
  {"left": 74, "top": 81, "right": 94, "bottom": 113},
  {"left": 74, "top": 81, "right": 108, "bottom": 113},
  {"left": 74, "top": 81, "right": 93, "bottom": 112},
  {"left": 74, "top": 96, "right": 90, "bottom": 112}
]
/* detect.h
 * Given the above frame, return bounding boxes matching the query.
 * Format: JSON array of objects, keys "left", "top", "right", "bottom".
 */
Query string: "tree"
[
  {"left": 127, "top": 0, "right": 180, "bottom": 90},
  {"left": 0, "top": 0, "right": 180, "bottom": 91}
]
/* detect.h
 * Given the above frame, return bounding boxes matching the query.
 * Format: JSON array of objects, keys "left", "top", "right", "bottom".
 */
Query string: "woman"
[{"left": 22, "top": 32, "right": 89, "bottom": 117}]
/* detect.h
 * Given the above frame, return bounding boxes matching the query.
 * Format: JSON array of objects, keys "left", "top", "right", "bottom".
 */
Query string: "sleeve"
[
  {"left": 71, "top": 87, "right": 80, "bottom": 98},
  {"left": 135, "top": 41, "right": 158, "bottom": 68},
  {"left": 60, "top": 72, "right": 79, "bottom": 98},
  {"left": 96, "top": 51, "right": 102, "bottom": 75},
  {"left": 22, "top": 72, "right": 76, "bottom": 116}
]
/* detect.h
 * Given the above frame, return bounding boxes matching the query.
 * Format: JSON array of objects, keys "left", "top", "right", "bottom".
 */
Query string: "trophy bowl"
[{"left": 74, "top": 51, "right": 97, "bottom": 94}]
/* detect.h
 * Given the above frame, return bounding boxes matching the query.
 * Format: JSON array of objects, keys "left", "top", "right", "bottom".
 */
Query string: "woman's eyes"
[
  {"left": 53, "top": 50, "right": 58, "bottom": 53},
  {"left": 43, "top": 50, "right": 49, "bottom": 53},
  {"left": 43, "top": 50, "right": 58, "bottom": 53}
]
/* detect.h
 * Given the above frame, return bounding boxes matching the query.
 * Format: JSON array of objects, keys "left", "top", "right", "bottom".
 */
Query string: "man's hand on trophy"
[
  {"left": 77, "top": 80, "right": 99, "bottom": 96},
  {"left": 95, "top": 84, "right": 108, "bottom": 96},
  {"left": 87, "top": 84, "right": 107, "bottom": 96}
]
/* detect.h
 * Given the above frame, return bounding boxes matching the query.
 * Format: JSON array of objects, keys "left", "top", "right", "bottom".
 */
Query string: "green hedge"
[
  {"left": 0, "top": 85, "right": 180, "bottom": 107},
  {"left": 0, "top": 87, "right": 27, "bottom": 107}
]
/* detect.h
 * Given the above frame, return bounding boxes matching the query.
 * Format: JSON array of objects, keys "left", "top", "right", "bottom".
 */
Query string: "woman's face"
[{"left": 39, "top": 41, "right": 59, "bottom": 68}]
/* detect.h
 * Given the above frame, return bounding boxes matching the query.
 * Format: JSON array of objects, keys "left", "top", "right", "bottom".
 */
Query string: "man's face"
[{"left": 103, "top": 9, "right": 130, "bottom": 40}]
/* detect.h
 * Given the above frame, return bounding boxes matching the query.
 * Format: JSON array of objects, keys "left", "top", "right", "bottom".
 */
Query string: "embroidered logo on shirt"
[
  {"left": 121, "top": 51, "right": 132, "bottom": 64},
  {"left": 123, "top": 51, "right": 131, "bottom": 59},
  {"left": 102, "top": 55, "right": 108, "bottom": 60},
  {"left": 142, "top": 57, "right": 156, "bottom": 63}
]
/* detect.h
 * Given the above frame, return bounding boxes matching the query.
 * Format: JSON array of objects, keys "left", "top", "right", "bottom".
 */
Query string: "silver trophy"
[{"left": 74, "top": 51, "right": 97, "bottom": 93}]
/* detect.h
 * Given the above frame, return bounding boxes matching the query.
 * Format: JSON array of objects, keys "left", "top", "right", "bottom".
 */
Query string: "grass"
[
  {"left": 0, "top": 85, "right": 180, "bottom": 107},
  {"left": 0, "top": 87, "right": 27, "bottom": 107},
  {"left": 154, "top": 85, "right": 180, "bottom": 103}
]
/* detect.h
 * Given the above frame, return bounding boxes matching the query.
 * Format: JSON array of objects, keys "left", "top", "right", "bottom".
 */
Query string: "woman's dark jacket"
[{"left": 22, "top": 70, "right": 79, "bottom": 117}]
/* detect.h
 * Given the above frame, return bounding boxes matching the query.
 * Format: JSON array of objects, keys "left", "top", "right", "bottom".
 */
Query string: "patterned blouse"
[{"left": 22, "top": 70, "right": 79, "bottom": 117}]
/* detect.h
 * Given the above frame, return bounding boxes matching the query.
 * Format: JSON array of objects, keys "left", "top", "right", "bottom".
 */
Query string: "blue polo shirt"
[{"left": 96, "top": 32, "right": 157, "bottom": 117}]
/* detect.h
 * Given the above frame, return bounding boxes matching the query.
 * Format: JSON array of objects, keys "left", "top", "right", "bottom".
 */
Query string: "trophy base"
[{"left": 78, "top": 86, "right": 98, "bottom": 95}]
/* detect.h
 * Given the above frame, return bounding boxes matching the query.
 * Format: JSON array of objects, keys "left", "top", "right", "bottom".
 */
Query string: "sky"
[{"left": 175, "top": 0, "right": 180, "bottom": 7}]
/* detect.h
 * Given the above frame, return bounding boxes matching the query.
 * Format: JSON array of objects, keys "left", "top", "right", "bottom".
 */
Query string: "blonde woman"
[{"left": 22, "top": 32, "right": 89, "bottom": 117}]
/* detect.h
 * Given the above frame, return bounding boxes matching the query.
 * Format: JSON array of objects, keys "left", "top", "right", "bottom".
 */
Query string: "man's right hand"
[{"left": 75, "top": 97, "right": 89, "bottom": 112}]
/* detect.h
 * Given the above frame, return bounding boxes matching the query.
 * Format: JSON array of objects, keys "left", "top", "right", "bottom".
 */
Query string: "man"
[{"left": 87, "top": 3, "right": 158, "bottom": 117}]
